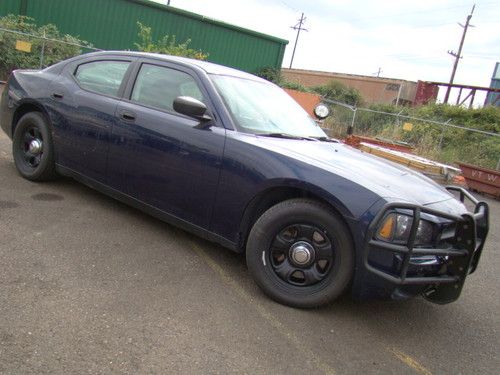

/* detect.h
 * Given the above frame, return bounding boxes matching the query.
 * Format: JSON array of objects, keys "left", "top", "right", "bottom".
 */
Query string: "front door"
[{"left": 107, "top": 61, "right": 225, "bottom": 229}]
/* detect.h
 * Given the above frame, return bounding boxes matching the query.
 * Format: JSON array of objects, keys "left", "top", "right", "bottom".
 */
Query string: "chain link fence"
[
  {"left": 0, "top": 26, "right": 100, "bottom": 80},
  {"left": 320, "top": 98, "right": 500, "bottom": 170},
  {"left": 1, "top": 25, "right": 498, "bottom": 170}
]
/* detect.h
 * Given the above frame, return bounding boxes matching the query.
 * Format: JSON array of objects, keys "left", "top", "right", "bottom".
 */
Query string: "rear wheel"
[
  {"left": 12, "top": 112, "right": 57, "bottom": 181},
  {"left": 246, "top": 199, "right": 354, "bottom": 308}
]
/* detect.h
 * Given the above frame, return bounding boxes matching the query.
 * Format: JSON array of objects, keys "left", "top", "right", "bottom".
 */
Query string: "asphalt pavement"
[{"left": 0, "top": 128, "right": 498, "bottom": 375}]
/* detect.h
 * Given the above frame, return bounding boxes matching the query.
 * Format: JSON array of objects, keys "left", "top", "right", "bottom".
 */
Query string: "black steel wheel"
[
  {"left": 246, "top": 198, "right": 354, "bottom": 308},
  {"left": 12, "top": 112, "right": 56, "bottom": 181},
  {"left": 270, "top": 224, "right": 334, "bottom": 286}
]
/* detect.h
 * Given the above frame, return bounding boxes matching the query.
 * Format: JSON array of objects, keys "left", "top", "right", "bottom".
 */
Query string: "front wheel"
[
  {"left": 246, "top": 199, "right": 354, "bottom": 308},
  {"left": 12, "top": 112, "right": 57, "bottom": 181}
]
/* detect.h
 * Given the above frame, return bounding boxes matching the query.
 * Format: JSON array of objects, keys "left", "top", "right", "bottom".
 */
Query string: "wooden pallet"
[
  {"left": 344, "top": 135, "right": 414, "bottom": 153},
  {"left": 358, "top": 142, "right": 460, "bottom": 181}
]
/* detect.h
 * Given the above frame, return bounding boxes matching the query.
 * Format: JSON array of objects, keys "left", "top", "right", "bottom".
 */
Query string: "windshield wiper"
[
  {"left": 312, "top": 136, "right": 339, "bottom": 143},
  {"left": 256, "top": 132, "right": 317, "bottom": 141}
]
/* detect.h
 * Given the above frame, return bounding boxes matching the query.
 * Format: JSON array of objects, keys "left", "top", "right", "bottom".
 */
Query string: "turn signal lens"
[{"left": 378, "top": 214, "right": 395, "bottom": 240}]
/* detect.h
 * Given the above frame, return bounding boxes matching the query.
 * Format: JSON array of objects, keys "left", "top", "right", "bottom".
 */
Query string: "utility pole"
[
  {"left": 373, "top": 67, "right": 382, "bottom": 77},
  {"left": 289, "top": 13, "right": 308, "bottom": 69},
  {"left": 444, "top": 4, "right": 475, "bottom": 104}
]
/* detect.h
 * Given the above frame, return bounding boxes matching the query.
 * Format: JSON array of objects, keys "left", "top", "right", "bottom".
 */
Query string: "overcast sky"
[{"left": 153, "top": 0, "right": 499, "bottom": 103}]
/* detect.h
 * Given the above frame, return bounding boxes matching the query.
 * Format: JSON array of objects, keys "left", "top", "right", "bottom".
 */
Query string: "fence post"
[
  {"left": 438, "top": 119, "right": 452, "bottom": 150},
  {"left": 347, "top": 107, "right": 356, "bottom": 135},
  {"left": 393, "top": 110, "right": 404, "bottom": 138},
  {"left": 39, "top": 30, "right": 46, "bottom": 69},
  {"left": 395, "top": 83, "right": 403, "bottom": 107}
]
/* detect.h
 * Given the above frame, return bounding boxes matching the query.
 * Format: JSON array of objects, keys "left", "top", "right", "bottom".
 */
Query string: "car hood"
[{"left": 243, "top": 136, "right": 455, "bottom": 206}]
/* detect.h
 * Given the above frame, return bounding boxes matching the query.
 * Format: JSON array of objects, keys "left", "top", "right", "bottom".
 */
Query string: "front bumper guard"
[{"left": 363, "top": 186, "right": 489, "bottom": 304}]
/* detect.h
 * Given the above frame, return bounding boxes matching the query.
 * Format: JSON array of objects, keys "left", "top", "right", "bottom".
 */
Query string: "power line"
[
  {"left": 344, "top": 1, "right": 496, "bottom": 24},
  {"left": 278, "top": 0, "right": 299, "bottom": 12},
  {"left": 289, "top": 12, "right": 307, "bottom": 69},
  {"left": 444, "top": 4, "right": 476, "bottom": 104}
]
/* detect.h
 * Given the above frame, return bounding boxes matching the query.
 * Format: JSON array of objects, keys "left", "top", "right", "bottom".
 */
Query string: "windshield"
[{"left": 210, "top": 75, "right": 326, "bottom": 138}]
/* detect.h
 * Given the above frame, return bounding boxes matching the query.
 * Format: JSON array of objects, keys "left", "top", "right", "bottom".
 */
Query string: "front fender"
[{"left": 252, "top": 177, "right": 356, "bottom": 219}]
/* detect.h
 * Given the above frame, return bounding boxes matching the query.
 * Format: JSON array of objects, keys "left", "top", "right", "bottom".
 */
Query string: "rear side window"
[
  {"left": 131, "top": 64, "right": 205, "bottom": 112},
  {"left": 74, "top": 60, "right": 130, "bottom": 97}
]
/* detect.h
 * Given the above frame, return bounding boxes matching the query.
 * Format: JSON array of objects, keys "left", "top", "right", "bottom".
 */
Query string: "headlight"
[{"left": 376, "top": 213, "right": 434, "bottom": 246}]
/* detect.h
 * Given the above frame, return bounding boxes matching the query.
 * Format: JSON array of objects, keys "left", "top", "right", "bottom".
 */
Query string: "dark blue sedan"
[{"left": 0, "top": 52, "right": 489, "bottom": 307}]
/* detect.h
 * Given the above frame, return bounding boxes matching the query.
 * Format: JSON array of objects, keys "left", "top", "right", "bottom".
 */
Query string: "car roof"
[{"left": 80, "top": 51, "right": 268, "bottom": 82}]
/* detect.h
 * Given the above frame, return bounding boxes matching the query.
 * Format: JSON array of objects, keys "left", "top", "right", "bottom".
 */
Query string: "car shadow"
[{"left": 52, "top": 175, "right": 468, "bottom": 343}]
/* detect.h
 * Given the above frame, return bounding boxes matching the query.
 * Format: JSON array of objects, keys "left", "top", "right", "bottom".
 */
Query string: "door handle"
[
  {"left": 52, "top": 92, "right": 64, "bottom": 99},
  {"left": 119, "top": 111, "right": 136, "bottom": 122}
]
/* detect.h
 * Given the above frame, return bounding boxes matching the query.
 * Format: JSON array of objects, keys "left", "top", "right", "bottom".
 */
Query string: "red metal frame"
[{"left": 425, "top": 81, "right": 500, "bottom": 108}]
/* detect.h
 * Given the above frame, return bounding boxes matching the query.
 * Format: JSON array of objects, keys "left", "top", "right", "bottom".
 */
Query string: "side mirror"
[
  {"left": 314, "top": 103, "right": 330, "bottom": 120},
  {"left": 173, "top": 96, "right": 212, "bottom": 127}
]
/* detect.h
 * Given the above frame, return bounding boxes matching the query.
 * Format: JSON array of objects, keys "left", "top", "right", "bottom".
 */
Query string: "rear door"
[
  {"left": 49, "top": 57, "right": 134, "bottom": 182},
  {"left": 107, "top": 60, "right": 226, "bottom": 229}
]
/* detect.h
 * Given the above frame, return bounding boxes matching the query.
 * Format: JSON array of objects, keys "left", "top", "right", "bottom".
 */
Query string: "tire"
[
  {"left": 12, "top": 112, "right": 57, "bottom": 181},
  {"left": 246, "top": 198, "right": 354, "bottom": 308}
]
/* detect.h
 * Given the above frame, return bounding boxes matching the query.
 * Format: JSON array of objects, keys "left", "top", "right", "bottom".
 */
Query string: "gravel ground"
[{"left": 0, "top": 127, "right": 498, "bottom": 375}]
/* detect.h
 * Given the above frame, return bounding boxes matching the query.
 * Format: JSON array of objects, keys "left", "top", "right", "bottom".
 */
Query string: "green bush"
[
  {"left": 312, "top": 80, "right": 363, "bottom": 106},
  {"left": 134, "top": 22, "right": 208, "bottom": 60},
  {"left": 407, "top": 106, "right": 499, "bottom": 169},
  {"left": 255, "top": 66, "right": 282, "bottom": 84},
  {"left": 336, "top": 103, "right": 500, "bottom": 169},
  {"left": 0, "top": 14, "right": 92, "bottom": 79},
  {"left": 255, "top": 66, "right": 311, "bottom": 92},
  {"left": 279, "top": 80, "right": 310, "bottom": 92}
]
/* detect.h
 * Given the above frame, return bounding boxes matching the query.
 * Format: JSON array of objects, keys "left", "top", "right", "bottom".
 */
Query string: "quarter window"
[
  {"left": 74, "top": 60, "right": 130, "bottom": 97},
  {"left": 131, "top": 64, "right": 205, "bottom": 112}
]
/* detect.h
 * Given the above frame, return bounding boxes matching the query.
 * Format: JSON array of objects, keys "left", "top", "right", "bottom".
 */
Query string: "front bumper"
[{"left": 362, "top": 186, "right": 489, "bottom": 304}]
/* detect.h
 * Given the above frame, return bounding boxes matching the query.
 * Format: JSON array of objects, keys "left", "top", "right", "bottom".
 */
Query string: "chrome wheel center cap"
[
  {"left": 29, "top": 139, "right": 42, "bottom": 154},
  {"left": 290, "top": 241, "right": 314, "bottom": 266}
]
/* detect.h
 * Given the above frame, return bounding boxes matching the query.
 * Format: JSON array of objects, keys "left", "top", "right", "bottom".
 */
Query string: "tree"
[{"left": 134, "top": 22, "right": 208, "bottom": 60}]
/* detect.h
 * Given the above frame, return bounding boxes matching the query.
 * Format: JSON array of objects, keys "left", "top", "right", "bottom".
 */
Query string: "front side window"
[
  {"left": 210, "top": 75, "right": 326, "bottom": 138},
  {"left": 131, "top": 64, "right": 205, "bottom": 112},
  {"left": 74, "top": 60, "right": 130, "bottom": 97}
]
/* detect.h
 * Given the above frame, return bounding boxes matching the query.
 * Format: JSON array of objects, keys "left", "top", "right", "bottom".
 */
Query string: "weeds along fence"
[
  {"left": 0, "top": 27, "right": 99, "bottom": 79},
  {"left": 320, "top": 98, "right": 500, "bottom": 170}
]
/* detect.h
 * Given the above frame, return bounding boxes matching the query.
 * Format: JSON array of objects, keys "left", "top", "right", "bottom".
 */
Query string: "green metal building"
[{"left": 0, "top": 0, "right": 288, "bottom": 72}]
